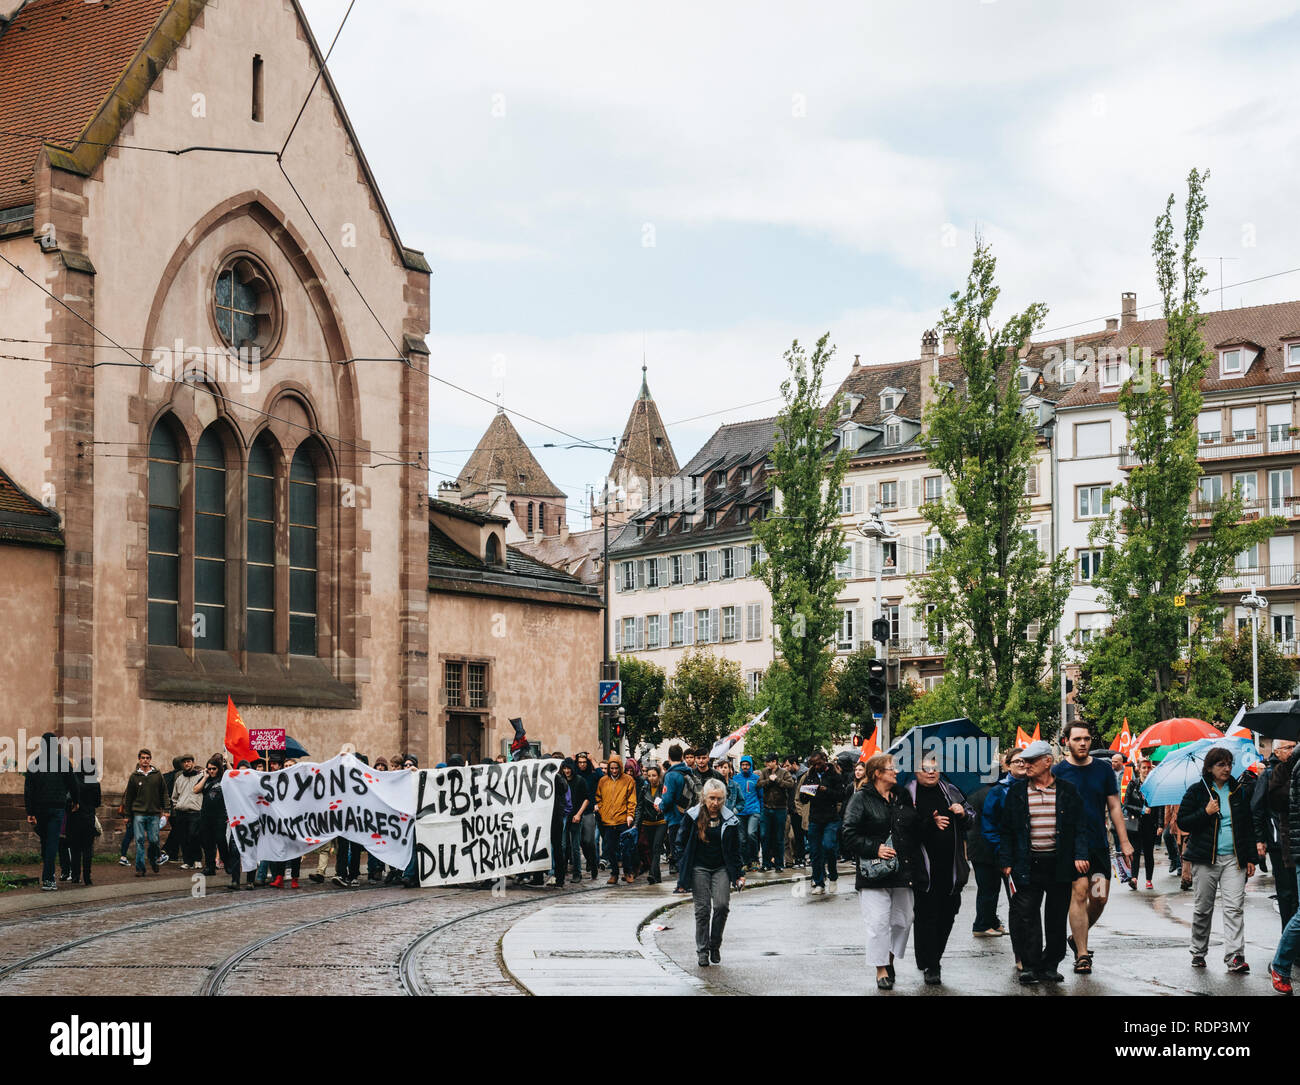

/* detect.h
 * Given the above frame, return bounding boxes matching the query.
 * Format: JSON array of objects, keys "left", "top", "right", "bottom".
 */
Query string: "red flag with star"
[{"left": 225, "top": 696, "right": 256, "bottom": 767}]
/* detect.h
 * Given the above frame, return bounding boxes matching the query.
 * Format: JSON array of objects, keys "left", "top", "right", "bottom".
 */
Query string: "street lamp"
[
  {"left": 857, "top": 503, "right": 899, "bottom": 746},
  {"left": 1240, "top": 590, "right": 1269, "bottom": 706}
]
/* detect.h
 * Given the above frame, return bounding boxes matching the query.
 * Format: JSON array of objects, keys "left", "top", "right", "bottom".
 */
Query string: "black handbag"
[{"left": 859, "top": 833, "right": 899, "bottom": 883}]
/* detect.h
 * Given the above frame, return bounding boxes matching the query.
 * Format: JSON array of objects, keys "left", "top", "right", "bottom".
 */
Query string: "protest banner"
[
  {"left": 414, "top": 759, "right": 560, "bottom": 887},
  {"left": 222, "top": 753, "right": 416, "bottom": 871}
]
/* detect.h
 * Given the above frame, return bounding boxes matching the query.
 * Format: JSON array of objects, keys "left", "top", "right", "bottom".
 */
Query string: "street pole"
[
  {"left": 1241, "top": 591, "right": 1268, "bottom": 707},
  {"left": 858, "top": 503, "right": 898, "bottom": 750},
  {"left": 602, "top": 480, "right": 611, "bottom": 757}
]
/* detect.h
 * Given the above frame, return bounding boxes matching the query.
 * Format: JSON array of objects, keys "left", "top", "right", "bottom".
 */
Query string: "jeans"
[
  {"left": 1271, "top": 870, "right": 1300, "bottom": 976},
  {"left": 132, "top": 814, "right": 161, "bottom": 872},
  {"left": 741, "top": 813, "right": 760, "bottom": 867},
  {"left": 914, "top": 886, "right": 962, "bottom": 970},
  {"left": 1009, "top": 853, "right": 1071, "bottom": 973},
  {"left": 119, "top": 816, "right": 135, "bottom": 858},
  {"left": 1191, "top": 854, "right": 1246, "bottom": 960},
  {"left": 601, "top": 822, "right": 630, "bottom": 878},
  {"left": 807, "top": 820, "right": 840, "bottom": 887},
  {"left": 761, "top": 808, "right": 787, "bottom": 871},
  {"left": 692, "top": 866, "right": 730, "bottom": 952},
  {"left": 640, "top": 822, "right": 667, "bottom": 882},
  {"left": 971, "top": 861, "right": 1004, "bottom": 931},
  {"left": 35, "top": 807, "right": 63, "bottom": 884}
]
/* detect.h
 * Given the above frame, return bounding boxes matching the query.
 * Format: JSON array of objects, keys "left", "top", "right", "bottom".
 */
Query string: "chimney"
[
  {"left": 1121, "top": 292, "right": 1137, "bottom": 328},
  {"left": 560, "top": 524, "right": 570, "bottom": 544},
  {"left": 943, "top": 334, "right": 957, "bottom": 356},
  {"left": 1105, "top": 317, "right": 1118, "bottom": 332},
  {"left": 0, "top": 1, "right": 26, "bottom": 22},
  {"left": 853, "top": 354, "right": 861, "bottom": 368},
  {"left": 436, "top": 481, "right": 461, "bottom": 505},
  {"left": 487, "top": 478, "right": 506, "bottom": 510},
  {"left": 920, "top": 329, "right": 937, "bottom": 363}
]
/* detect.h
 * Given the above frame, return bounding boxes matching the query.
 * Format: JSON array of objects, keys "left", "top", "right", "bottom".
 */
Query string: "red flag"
[
  {"left": 1031, "top": 723, "right": 1041, "bottom": 743},
  {"left": 858, "top": 731, "right": 878, "bottom": 762},
  {"left": 225, "top": 696, "right": 256, "bottom": 767},
  {"left": 1015, "top": 727, "right": 1031, "bottom": 749}
]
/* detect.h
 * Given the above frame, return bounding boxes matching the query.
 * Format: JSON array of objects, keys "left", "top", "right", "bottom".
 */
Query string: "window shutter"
[
  {"left": 707, "top": 550, "right": 719, "bottom": 581},
  {"left": 911, "top": 478, "right": 922, "bottom": 509},
  {"left": 635, "top": 560, "right": 645, "bottom": 589},
  {"left": 709, "top": 608, "right": 720, "bottom": 643},
  {"left": 854, "top": 607, "right": 864, "bottom": 649},
  {"left": 614, "top": 563, "right": 624, "bottom": 592},
  {"left": 662, "top": 612, "right": 670, "bottom": 647},
  {"left": 853, "top": 540, "right": 864, "bottom": 578},
  {"left": 853, "top": 484, "right": 863, "bottom": 515},
  {"left": 684, "top": 555, "right": 695, "bottom": 584},
  {"left": 866, "top": 482, "right": 876, "bottom": 510},
  {"left": 898, "top": 539, "right": 909, "bottom": 575},
  {"left": 614, "top": 621, "right": 622, "bottom": 651},
  {"left": 658, "top": 556, "right": 668, "bottom": 585},
  {"left": 918, "top": 540, "right": 927, "bottom": 575},
  {"left": 635, "top": 616, "right": 645, "bottom": 650},
  {"left": 684, "top": 611, "right": 694, "bottom": 646}
]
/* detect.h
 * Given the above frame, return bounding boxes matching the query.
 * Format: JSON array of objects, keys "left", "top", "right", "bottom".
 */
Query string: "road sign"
[
  {"left": 1174, "top": 594, "right": 1185, "bottom": 607},
  {"left": 598, "top": 680, "right": 622, "bottom": 706}
]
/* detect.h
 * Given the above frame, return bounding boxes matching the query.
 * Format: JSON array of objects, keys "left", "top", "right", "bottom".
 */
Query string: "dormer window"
[
  {"left": 1019, "top": 370, "right": 1032, "bottom": 394},
  {"left": 880, "top": 387, "right": 904, "bottom": 413},
  {"left": 1059, "top": 359, "right": 1078, "bottom": 387},
  {"left": 740, "top": 466, "right": 751, "bottom": 485},
  {"left": 706, "top": 510, "right": 717, "bottom": 528},
  {"left": 886, "top": 423, "right": 901, "bottom": 445},
  {"left": 1286, "top": 343, "right": 1300, "bottom": 371},
  {"left": 839, "top": 426, "right": 856, "bottom": 452},
  {"left": 635, "top": 523, "right": 644, "bottom": 538},
  {"left": 485, "top": 533, "right": 502, "bottom": 566},
  {"left": 1099, "top": 358, "right": 1123, "bottom": 389},
  {"left": 1221, "top": 349, "right": 1242, "bottom": 375}
]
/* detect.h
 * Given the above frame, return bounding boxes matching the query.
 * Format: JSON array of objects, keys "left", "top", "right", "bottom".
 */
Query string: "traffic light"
[
  {"left": 613, "top": 707, "right": 626, "bottom": 740},
  {"left": 872, "top": 616, "right": 890, "bottom": 644},
  {"left": 867, "top": 658, "right": 887, "bottom": 716}
]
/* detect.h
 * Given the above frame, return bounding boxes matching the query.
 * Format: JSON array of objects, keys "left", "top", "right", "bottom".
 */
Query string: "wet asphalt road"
[{"left": 653, "top": 861, "right": 1294, "bottom": 996}]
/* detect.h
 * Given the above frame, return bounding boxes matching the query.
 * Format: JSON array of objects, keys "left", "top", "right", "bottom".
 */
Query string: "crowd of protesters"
[{"left": 24, "top": 720, "right": 1300, "bottom": 995}]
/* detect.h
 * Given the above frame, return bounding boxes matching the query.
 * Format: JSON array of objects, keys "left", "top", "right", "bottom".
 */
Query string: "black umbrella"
[
  {"left": 1241, "top": 700, "right": 1300, "bottom": 742},
  {"left": 283, "top": 735, "right": 310, "bottom": 759}
]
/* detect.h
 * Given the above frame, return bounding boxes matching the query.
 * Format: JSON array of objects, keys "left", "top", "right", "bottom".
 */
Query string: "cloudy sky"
[{"left": 302, "top": 0, "right": 1300, "bottom": 525}]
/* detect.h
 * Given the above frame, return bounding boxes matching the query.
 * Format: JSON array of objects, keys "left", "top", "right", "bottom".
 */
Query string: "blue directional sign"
[{"left": 599, "top": 680, "right": 622, "bottom": 706}]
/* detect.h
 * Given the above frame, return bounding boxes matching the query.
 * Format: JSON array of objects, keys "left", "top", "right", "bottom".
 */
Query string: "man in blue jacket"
[
  {"left": 658, "top": 745, "right": 693, "bottom": 887},
  {"left": 734, "top": 755, "right": 762, "bottom": 870}
]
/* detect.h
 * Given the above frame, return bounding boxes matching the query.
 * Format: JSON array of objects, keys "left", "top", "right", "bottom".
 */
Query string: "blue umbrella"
[{"left": 1139, "top": 737, "right": 1260, "bottom": 806}]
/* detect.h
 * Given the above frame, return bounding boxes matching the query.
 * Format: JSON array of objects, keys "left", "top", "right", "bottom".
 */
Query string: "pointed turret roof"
[
  {"left": 610, "top": 365, "right": 678, "bottom": 487},
  {"left": 457, "top": 411, "right": 566, "bottom": 500}
]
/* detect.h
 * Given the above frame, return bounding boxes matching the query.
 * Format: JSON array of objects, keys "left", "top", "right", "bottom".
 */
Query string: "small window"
[
  {"left": 837, "top": 609, "right": 855, "bottom": 652},
  {"left": 1221, "top": 349, "right": 1242, "bottom": 374},
  {"left": 924, "top": 475, "right": 942, "bottom": 504},
  {"left": 445, "top": 662, "right": 463, "bottom": 707},
  {"left": 706, "top": 510, "right": 717, "bottom": 528},
  {"left": 252, "top": 55, "right": 264, "bottom": 122},
  {"left": 1019, "top": 371, "right": 1031, "bottom": 393},
  {"left": 1059, "top": 360, "right": 1078, "bottom": 387},
  {"left": 214, "top": 255, "right": 279, "bottom": 355},
  {"left": 879, "top": 481, "right": 898, "bottom": 509},
  {"left": 881, "top": 394, "right": 895, "bottom": 412},
  {"left": 1287, "top": 344, "right": 1300, "bottom": 371},
  {"left": 485, "top": 533, "right": 501, "bottom": 565},
  {"left": 886, "top": 423, "right": 901, "bottom": 446},
  {"left": 1077, "top": 484, "right": 1112, "bottom": 519},
  {"left": 1078, "top": 548, "right": 1106, "bottom": 583},
  {"left": 740, "top": 466, "right": 751, "bottom": 485}
]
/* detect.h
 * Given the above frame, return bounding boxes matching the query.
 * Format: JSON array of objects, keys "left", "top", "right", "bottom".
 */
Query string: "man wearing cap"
[{"left": 998, "top": 740, "right": 1089, "bottom": 985}]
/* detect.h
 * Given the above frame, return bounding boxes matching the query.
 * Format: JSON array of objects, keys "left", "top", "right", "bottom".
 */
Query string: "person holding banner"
[
  {"left": 674, "top": 778, "right": 744, "bottom": 966},
  {"left": 595, "top": 754, "right": 638, "bottom": 884}
]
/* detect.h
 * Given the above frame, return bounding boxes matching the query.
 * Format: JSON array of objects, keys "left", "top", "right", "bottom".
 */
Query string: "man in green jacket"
[{"left": 119, "top": 749, "right": 172, "bottom": 876}]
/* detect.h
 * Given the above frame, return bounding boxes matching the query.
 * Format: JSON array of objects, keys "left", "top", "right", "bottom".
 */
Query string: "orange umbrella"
[{"left": 1133, "top": 717, "right": 1220, "bottom": 752}]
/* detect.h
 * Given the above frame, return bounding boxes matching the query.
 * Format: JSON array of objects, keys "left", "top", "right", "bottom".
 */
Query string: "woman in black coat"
[
  {"left": 66, "top": 758, "right": 100, "bottom": 885},
  {"left": 907, "top": 757, "right": 974, "bottom": 985},
  {"left": 841, "top": 752, "right": 922, "bottom": 990}
]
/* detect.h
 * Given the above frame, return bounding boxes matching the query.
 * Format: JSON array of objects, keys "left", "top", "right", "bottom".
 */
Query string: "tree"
[
  {"left": 751, "top": 333, "right": 851, "bottom": 758},
  {"left": 1202, "top": 629, "right": 1298, "bottom": 722},
  {"left": 615, "top": 654, "right": 667, "bottom": 752},
  {"left": 659, "top": 649, "right": 746, "bottom": 752},
  {"left": 1081, "top": 168, "right": 1282, "bottom": 736},
  {"left": 897, "top": 677, "right": 964, "bottom": 733},
  {"left": 914, "top": 237, "right": 1071, "bottom": 743}
]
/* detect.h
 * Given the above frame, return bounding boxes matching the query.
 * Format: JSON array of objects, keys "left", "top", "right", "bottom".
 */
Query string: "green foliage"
[
  {"left": 1202, "top": 629, "right": 1298, "bottom": 721},
  {"left": 897, "top": 678, "right": 963, "bottom": 733},
  {"left": 659, "top": 649, "right": 747, "bottom": 752},
  {"left": 1083, "top": 169, "right": 1283, "bottom": 734},
  {"left": 915, "top": 236, "right": 1070, "bottom": 739},
  {"left": 830, "top": 647, "right": 878, "bottom": 739},
  {"left": 751, "top": 333, "right": 850, "bottom": 758},
  {"left": 616, "top": 654, "right": 667, "bottom": 751}
]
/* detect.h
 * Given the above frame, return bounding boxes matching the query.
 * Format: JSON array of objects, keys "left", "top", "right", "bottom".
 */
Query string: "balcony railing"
[
  {"left": 1191, "top": 497, "right": 1300, "bottom": 521},
  {"left": 1121, "top": 434, "right": 1296, "bottom": 467},
  {"left": 895, "top": 637, "right": 947, "bottom": 658},
  {"left": 1186, "top": 563, "right": 1300, "bottom": 592}
]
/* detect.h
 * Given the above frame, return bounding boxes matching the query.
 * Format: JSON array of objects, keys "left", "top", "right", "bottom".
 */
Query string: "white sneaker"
[
  {"left": 545, "top": 875, "right": 556, "bottom": 886},
  {"left": 180, "top": 863, "right": 192, "bottom": 870},
  {"left": 118, "top": 856, "right": 130, "bottom": 867},
  {"left": 827, "top": 881, "right": 838, "bottom": 893},
  {"left": 810, "top": 885, "right": 824, "bottom": 895},
  {"left": 157, "top": 853, "right": 170, "bottom": 866}
]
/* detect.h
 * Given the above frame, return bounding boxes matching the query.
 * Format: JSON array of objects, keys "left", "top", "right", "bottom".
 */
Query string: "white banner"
[
  {"left": 414, "top": 759, "right": 560, "bottom": 886},
  {"left": 222, "top": 754, "right": 417, "bottom": 872}
]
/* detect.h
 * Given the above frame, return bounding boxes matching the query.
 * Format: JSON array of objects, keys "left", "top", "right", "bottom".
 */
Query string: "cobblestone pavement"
[{"left": 0, "top": 879, "right": 600, "bottom": 997}]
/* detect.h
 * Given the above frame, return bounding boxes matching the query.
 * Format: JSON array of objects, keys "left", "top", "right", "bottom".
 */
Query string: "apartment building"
[
  {"left": 1056, "top": 296, "right": 1300, "bottom": 662},
  {"left": 607, "top": 418, "right": 777, "bottom": 694}
]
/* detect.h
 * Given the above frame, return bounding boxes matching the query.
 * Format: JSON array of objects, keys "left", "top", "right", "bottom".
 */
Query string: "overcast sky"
[{"left": 301, "top": 0, "right": 1300, "bottom": 527}]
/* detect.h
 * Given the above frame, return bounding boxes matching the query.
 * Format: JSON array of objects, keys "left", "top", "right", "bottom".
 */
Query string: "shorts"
[{"left": 1072, "top": 847, "right": 1112, "bottom": 881}]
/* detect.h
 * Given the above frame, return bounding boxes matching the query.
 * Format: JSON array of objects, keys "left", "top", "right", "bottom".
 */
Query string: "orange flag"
[
  {"left": 225, "top": 696, "right": 256, "bottom": 767},
  {"left": 1031, "top": 723, "right": 1041, "bottom": 743},
  {"left": 1016, "top": 727, "right": 1031, "bottom": 748},
  {"left": 858, "top": 731, "right": 878, "bottom": 762}
]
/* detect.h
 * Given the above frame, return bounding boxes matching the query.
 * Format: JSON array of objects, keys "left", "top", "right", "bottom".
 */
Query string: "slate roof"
[
  {"left": 0, "top": 463, "right": 62, "bottom": 547},
  {"left": 513, "top": 528, "right": 605, "bottom": 586},
  {"left": 427, "top": 521, "right": 597, "bottom": 599},
  {"left": 456, "top": 412, "right": 566, "bottom": 500},
  {"left": 1055, "top": 299, "right": 1300, "bottom": 409},
  {"left": 427, "top": 496, "right": 507, "bottom": 526}
]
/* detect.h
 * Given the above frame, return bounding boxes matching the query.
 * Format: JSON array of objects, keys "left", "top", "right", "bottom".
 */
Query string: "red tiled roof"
[
  {"left": 456, "top": 412, "right": 566, "bottom": 500},
  {"left": 0, "top": 0, "right": 172, "bottom": 212}
]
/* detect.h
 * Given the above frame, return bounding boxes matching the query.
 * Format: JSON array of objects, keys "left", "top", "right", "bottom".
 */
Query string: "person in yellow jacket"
[{"left": 596, "top": 754, "right": 638, "bottom": 884}]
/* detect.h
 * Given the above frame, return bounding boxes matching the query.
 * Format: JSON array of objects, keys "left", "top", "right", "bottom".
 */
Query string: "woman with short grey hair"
[{"left": 673, "top": 777, "right": 745, "bottom": 966}]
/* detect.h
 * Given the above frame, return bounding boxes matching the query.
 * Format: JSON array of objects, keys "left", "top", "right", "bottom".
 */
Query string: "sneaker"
[
  {"left": 60, "top": 871, "right": 72, "bottom": 881},
  {"left": 180, "top": 863, "right": 192, "bottom": 870},
  {"left": 545, "top": 875, "right": 556, "bottom": 886},
  {"left": 1145, "top": 881, "right": 1154, "bottom": 889},
  {"left": 118, "top": 856, "right": 130, "bottom": 867},
  {"left": 309, "top": 873, "right": 325, "bottom": 883},
  {"left": 269, "top": 875, "right": 283, "bottom": 889},
  {"left": 290, "top": 878, "right": 300, "bottom": 889},
  {"left": 1270, "top": 965, "right": 1293, "bottom": 994},
  {"left": 346, "top": 878, "right": 360, "bottom": 888},
  {"left": 672, "top": 886, "right": 689, "bottom": 894},
  {"left": 1227, "top": 955, "right": 1250, "bottom": 974},
  {"left": 810, "top": 885, "right": 825, "bottom": 895},
  {"left": 697, "top": 951, "right": 710, "bottom": 967},
  {"left": 710, "top": 947, "right": 720, "bottom": 964},
  {"left": 1191, "top": 954, "right": 1206, "bottom": 968},
  {"left": 41, "top": 881, "right": 57, "bottom": 891},
  {"left": 158, "top": 853, "right": 169, "bottom": 866},
  {"left": 331, "top": 875, "right": 348, "bottom": 887}
]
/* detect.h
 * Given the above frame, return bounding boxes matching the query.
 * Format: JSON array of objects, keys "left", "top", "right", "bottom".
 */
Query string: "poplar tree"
[
  {"left": 1080, "top": 168, "right": 1281, "bottom": 735},
  {"left": 915, "top": 238, "right": 1071, "bottom": 741},
  {"left": 752, "top": 334, "right": 850, "bottom": 757}
]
